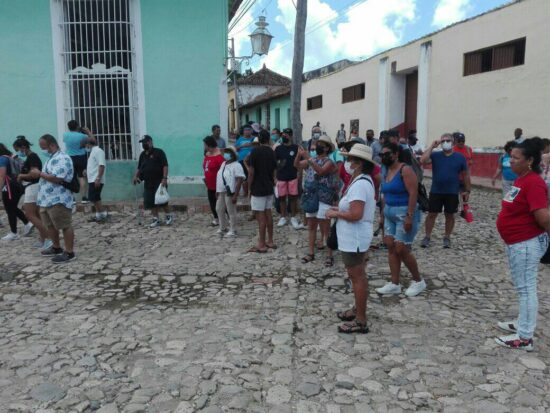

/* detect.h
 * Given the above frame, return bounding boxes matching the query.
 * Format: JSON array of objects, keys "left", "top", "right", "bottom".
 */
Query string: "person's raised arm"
[
  {"left": 309, "top": 158, "right": 333, "bottom": 176},
  {"left": 420, "top": 140, "right": 439, "bottom": 165},
  {"left": 294, "top": 146, "right": 309, "bottom": 170}
]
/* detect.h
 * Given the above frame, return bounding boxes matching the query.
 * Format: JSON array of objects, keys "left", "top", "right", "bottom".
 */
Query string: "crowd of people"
[{"left": 2, "top": 120, "right": 550, "bottom": 350}]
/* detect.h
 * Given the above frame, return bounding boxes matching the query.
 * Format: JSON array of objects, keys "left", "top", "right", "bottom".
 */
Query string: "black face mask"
[
  {"left": 282, "top": 137, "right": 290, "bottom": 144},
  {"left": 381, "top": 153, "right": 394, "bottom": 166},
  {"left": 142, "top": 143, "right": 150, "bottom": 150},
  {"left": 315, "top": 146, "right": 325, "bottom": 155}
]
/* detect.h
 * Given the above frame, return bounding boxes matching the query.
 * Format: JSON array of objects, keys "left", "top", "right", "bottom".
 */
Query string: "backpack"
[{"left": 2, "top": 155, "right": 22, "bottom": 179}]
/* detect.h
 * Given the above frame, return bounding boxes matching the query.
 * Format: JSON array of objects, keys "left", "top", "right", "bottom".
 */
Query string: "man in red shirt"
[
  {"left": 453, "top": 132, "right": 473, "bottom": 201},
  {"left": 203, "top": 136, "right": 225, "bottom": 226}
]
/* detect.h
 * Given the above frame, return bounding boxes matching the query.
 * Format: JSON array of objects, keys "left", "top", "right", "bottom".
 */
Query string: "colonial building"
[
  {"left": 301, "top": 0, "right": 549, "bottom": 177},
  {"left": 0, "top": 0, "right": 240, "bottom": 199}
]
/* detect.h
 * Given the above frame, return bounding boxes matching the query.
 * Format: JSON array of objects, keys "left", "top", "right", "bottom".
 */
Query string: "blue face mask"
[
  {"left": 41, "top": 149, "right": 51, "bottom": 157},
  {"left": 271, "top": 134, "right": 278, "bottom": 141},
  {"left": 85, "top": 147, "right": 92, "bottom": 153},
  {"left": 16, "top": 151, "right": 26, "bottom": 158},
  {"left": 223, "top": 153, "right": 232, "bottom": 161},
  {"left": 309, "top": 150, "right": 316, "bottom": 157}
]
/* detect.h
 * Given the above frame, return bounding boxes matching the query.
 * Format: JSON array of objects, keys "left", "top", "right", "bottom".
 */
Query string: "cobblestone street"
[{"left": 1, "top": 187, "right": 549, "bottom": 413}]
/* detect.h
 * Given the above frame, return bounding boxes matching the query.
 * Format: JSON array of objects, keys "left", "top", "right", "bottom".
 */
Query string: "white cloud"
[
  {"left": 258, "top": 0, "right": 417, "bottom": 76},
  {"left": 432, "top": 0, "right": 471, "bottom": 28}
]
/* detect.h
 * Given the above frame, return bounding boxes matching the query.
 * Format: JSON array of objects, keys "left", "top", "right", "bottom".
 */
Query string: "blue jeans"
[
  {"left": 384, "top": 205, "right": 421, "bottom": 245},
  {"left": 505, "top": 233, "right": 549, "bottom": 339}
]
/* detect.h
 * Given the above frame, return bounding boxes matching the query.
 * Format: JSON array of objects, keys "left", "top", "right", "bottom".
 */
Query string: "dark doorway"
[{"left": 405, "top": 71, "right": 418, "bottom": 133}]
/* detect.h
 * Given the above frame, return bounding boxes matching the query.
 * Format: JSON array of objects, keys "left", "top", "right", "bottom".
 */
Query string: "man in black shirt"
[
  {"left": 133, "top": 135, "right": 172, "bottom": 228},
  {"left": 275, "top": 128, "right": 303, "bottom": 229},
  {"left": 248, "top": 130, "right": 277, "bottom": 253}
]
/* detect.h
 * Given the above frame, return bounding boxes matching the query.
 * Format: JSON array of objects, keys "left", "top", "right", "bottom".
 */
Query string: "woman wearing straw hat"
[
  {"left": 295, "top": 135, "right": 338, "bottom": 267},
  {"left": 215, "top": 146, "right": 245, "bottom": 238},
  {"left": 326, "top": 144, "right": 376, "bottom": 334}
]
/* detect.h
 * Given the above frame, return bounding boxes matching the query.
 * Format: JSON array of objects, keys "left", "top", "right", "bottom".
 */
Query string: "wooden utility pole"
[{"left": 290, "top": 0, "right": 307, "bottom": 144}]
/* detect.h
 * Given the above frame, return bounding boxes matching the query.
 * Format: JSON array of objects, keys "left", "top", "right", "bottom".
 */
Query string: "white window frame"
[{"left": 49, "top": 0, "right": 146, "bottom": 160}]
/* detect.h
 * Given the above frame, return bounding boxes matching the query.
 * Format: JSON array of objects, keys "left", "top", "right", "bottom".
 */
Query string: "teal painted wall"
[
  {"left": 240, "top": 96, "right": 290, "bottom": 130},
  {"left": 0, "top": 1, "right": 58, "bottom": 146},
  {"left": 140, "top": 0, "right": 227, "bottom": 178}
]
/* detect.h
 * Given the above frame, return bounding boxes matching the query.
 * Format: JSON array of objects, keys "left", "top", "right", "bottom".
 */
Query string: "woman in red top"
[
  {"left": 495, "top": 138, "right": 550, "bottom": 351},
  {"left": 203, "top": 136, "right": 225, "bottom": 226}
]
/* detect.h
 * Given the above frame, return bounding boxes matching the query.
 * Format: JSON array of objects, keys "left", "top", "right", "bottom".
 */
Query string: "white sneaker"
[
  {"left": 495, "top": 334, "right": 533, "bottom": 351},
  {"left": 165, "top": 215, "right": 173, "bottom": 226},
  {"left": 404, "top": 279, "right": 427, "bottom": 297},
  {"left": 2, "top": 232, "right": 20, "bottom": 241},
  {"left": 41, "top": 239, "right": 53, "bottom": 250},
  {"left": 290, "top": 217, "right": 304, "bottom": 229},
  {"left": 149, "top": 218, "right": 161, "bottom": 228},
  {"left": 225, "top": 230, "right": 236, "bottom": 238},
  {"left": 216, "top": 228, "right": 225, "bottom": 235},
  {"left": 497, "top": 321, "right": 517, "bottom": 333},
  {"left": 211, "top": 219, "right": 219, "bottom": 226},
  {"left": 375, "top": 282, "right": 402, "bottom": 295},
  {"left": 277, "top": 217, "right": 288, "bottom": 227},
  {"left": 23, "top": 222, "right": 34, "bottom": 237}
]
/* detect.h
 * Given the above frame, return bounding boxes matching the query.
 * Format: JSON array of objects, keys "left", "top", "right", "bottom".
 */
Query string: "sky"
[{"left": 229, "top": 0, "right": 512, "bottom": 76}]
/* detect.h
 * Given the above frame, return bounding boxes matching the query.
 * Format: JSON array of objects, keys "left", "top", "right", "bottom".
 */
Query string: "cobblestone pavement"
[{"left": 1, "top": 187, "right": 549, "bottom": 413}]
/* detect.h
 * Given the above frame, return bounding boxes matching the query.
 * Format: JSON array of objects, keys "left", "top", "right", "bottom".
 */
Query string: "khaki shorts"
[
  {"left": 341, "top": 251, "right": 366, "bottom": 268},
  {"left": 40, "top": 205, "right": 73, "bottom": 231}
]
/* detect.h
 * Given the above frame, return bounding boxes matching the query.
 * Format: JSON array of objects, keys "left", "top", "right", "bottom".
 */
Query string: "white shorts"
[
  {"left": 24, "top": 183, "right": 39, "bottom": 204},
  {"left": 306, "top": 202, "right": 331, "bottom": 220},
  {"left": 251, "top": 195, "right": 274, "bottom": 211}
]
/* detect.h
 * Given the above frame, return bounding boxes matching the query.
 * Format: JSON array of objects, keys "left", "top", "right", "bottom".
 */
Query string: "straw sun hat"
[{"left": 342, "top": 143, "right": 377, "bottom": 165}]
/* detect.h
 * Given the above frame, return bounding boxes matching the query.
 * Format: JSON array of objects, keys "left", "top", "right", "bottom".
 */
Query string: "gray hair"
[{"left": 440, "top": 133, "right": 454, "bottom": 141}]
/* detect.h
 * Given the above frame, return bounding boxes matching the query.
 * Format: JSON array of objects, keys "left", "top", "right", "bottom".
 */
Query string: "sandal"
[
  {"left": 301, "top": 254, "right": 315, "bottom": 263},
  {"left": 247, "top": 246, "right": 268, "bottom": 253},
  {"left": 317, "top": 244, "right": 325, "bottom": 250},
  {"left": 336, "top": 308, "right": 356, "bottom": 321},
  {"left": 266, "top": 243, "right": 278, "bottom": 250},
  {"left": 338, "top": 320, "right": 369, "bottom": 334},
  {"left": 324, "top": 256, "right": 334, "bottom": 267}
]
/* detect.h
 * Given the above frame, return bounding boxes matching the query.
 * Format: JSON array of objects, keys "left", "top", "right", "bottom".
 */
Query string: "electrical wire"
[
  {"left": 229, "top": 0, "right": 259, "bottom": 32},
  {"left": 229, "top": 0, "right": 255, "bottom": 32}
]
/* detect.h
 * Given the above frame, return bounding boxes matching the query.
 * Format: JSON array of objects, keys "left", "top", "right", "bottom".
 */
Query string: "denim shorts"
[{"left": 384, "top": 205, "right": 421, "bottom": 245}]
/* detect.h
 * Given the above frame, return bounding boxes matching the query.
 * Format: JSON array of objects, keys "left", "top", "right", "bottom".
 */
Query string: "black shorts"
[
  {"left": 143, "top": 182, "right": 167, "bottom": 210},
  {"left": 71, "top": 155, "right": 87, "bottom": 178},
  {"left": 87, "top": 183, "right": 104, "bottom": 202},
  {"left": 239, "top": 160, "right": 248, "bottom": 180},
  {"left": 428, "top": 193, "right": 459, "bottom": 214}
]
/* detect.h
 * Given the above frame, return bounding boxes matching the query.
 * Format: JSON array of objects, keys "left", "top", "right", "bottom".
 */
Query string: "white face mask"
[
  {"left": 344, "top": 161, "right": 354, "bottom": 175},
  {"left": 441, "top": 141, "right": 453, "bottom": 151}
]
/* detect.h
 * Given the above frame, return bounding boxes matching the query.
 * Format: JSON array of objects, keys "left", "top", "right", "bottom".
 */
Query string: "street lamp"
[{"left": 229, "top": 16, "right": 274, "bottom": 132}]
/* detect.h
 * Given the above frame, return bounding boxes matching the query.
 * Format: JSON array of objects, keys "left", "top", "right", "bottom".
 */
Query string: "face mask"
[
  {"left": 282, "top": 137, "right": 290, "bottom": 144},
  {"left": 441, "top": 141, "right": 453, "bottom": 151},
  {"left": 16, "top": 151, "right": 26, "bottom": 158},
  {"left": 381, "top": 153, "right": 394, "bottom": 166},
  {"left": 41, "top": 149, "right": 51, "bottom": 157},
  {"left": 313, "top": 133, "right": 321, "bottom": 139},
  {"left": 223, "top": 153, "right": 232, "bottom": 161},
  {"left": 85, "top": 147, "right": 92, "bottom": 153},
  {"left": 344, "top": 161, "right": 354, "bottom": 175},
  {"left": 309, "top": 150, "right": 317, "bottom": 157},
  {"left": 142, "top": 143, "right": 150, "bottom": 150},
  {"left": 271, "top": 134, "right": 278, "bottom": 141},
  {"left": 315, "top": 146, "right": 326, "bottom": 156}
]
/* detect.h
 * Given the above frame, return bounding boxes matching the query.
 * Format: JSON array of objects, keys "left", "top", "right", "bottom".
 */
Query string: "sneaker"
[
  {"left": 32, "top": 240, "right": 43, "bottom": 248},
  {"left": 375, "top": 282, "right": 402, "bottom": 295},
  {"left": 52, "top": 251, "right": 76, "bottom": 264},
  {"left": 41, "top": 239, "right": 53, "bottom": 251},
  {"left": 2, "top": 232, "right": 19, "bottom": 241},
  {"left": 211, "top": 219, "right": 219, "bottom": 227},
  {"left": 290, "top": 217, "right": 304, "bottom": 229},
  {"left": 277, "top": 217, "right": 288, "bottom": 227},
  {"left": 216, "top": 228, "right": 225, "bottom": 235},
  {"left": 224, "top": 230, "right": 236, "bottom": 238},
  {"left": 41, "top": 246, "right": 63, "bottom": 256},
  {"left": 495, "top": 334, "right": 533, "bottom": 351},
  {"left": 497, "top": 321, "right": 518, "bottom": 333},
  {"left": 165, "top": 215, "right": 174, "bottom": 226},
  {"left": 421, "top": 237, "right": 431, "bottom": 248},
  {"left": 23, "top": 222, "right": 34, "bottom": 237},
  {"left": 443, "top": 237, "right": 451, "bottom": 249},
  {"left": 150, "top": 218, "right": 161, "bottom": 228},
  {"left": 405, "top": 279, "right": 427, "bottom": 297},
  {"left": 81, "top": 197, "right": 90, "bottom": 204}
]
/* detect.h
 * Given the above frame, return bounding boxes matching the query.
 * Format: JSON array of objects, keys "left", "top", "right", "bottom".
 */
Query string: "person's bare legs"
[
  {"left": 319, "top": 218, "right": 332, "bottom": 258},
  {"left": 62, "top": 227, "right": 75, "bottom": 254},
  {"left": 385, "top": 236, "right": 402, "bottom": 285},
  {"left": 348, "top": 263, "right": 368, "bottom": 324},
  {"left": 49, "top": 227, "right": 61, "bottom": 249},
  {"left": 307, "top": 218, "right": 318, "bottom": 256},
  {"left": 152, "top": 207, "right": 159, "bottom": 219},
  {"left": 279, "top": 197, "right": 288, "bottom": 219},
  {"left": 78, "top": 177, "right": 87, "bottom": 202},
  {"left": 395, "top": 242, "right": 421, "bottom": 282},
  {"left": 444, "top": 213, "right": 455, "bottom": 238},
  {"left": 266, "top": 209, "right": 274, "bottom": 246},
  {"left": 424, "top": 212, "right": 438, "bottom": 238},
  {"left": 24, "top": 204, "right": 48, "bottom": 241},
  {"left": 256, "top": 211, "right": 267, "bottom": 250},
  {"left": 290, "top": 196, "right": 298, "bottom": 218}
]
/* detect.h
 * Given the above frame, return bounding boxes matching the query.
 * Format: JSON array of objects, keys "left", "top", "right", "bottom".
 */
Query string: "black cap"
[
  {"left": 139, "top": 135, "right": 153, "bottom": 143},
  {"left": 454, "top": 132, "right": 465, "bottom": 141},
  {"left": 283, "top": 128, "right": 293, "bottom": 135}
]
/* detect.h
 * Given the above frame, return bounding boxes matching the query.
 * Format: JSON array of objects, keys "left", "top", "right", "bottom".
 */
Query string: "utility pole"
[
  {"left": 290, "top": 0, "right": 307, "bottom": 144},
  {"left": 230, "top": 38, "right": 240, "bottom": 132}
]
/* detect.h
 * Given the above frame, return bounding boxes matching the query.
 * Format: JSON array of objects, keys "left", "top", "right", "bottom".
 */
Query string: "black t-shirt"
[
  {"left": 21, "top": 153, "right": 42, "bottom": 185},
  {"left": 249, "top": 145, "right": 276, "bottom": 197},
  {"left": 275, "top": 144, "right": 298, "bottom": 181},
  {"left": 138, "top": 148, "right": 168, "bottom": 188}
]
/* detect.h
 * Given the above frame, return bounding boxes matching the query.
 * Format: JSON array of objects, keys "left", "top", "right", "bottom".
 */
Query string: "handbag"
[
  {"left": 301, "top": 186, "right": 319, "bottom": 213},
  {"left": 154, "top": 184, "right": 170, "bottom": 205},
  {"left": 417, "top": 183, "right": 429, "bottom": 212}
]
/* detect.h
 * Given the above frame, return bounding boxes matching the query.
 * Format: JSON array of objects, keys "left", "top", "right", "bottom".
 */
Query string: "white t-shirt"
[
  {"left": 216, "top": 161, "right": 245, "bottom": 194},
  {"left": 336, "top": 174, "right": 375, "bottom": 253},
  {"left": 86, "top": 146, "right": 106, "bottom": 184}
]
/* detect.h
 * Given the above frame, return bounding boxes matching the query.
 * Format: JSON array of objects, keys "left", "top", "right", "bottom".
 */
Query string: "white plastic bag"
[{"left": 154, "top": 184, "right": 170, "bottom": 205}]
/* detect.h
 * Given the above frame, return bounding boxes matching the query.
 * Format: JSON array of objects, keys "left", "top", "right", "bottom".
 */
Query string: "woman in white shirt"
[
  {"left": 215, "top": 147, "right": 245, "bottom": 237},
  {"left": 326, "top": 144, "right": 376, "bottom": 334}
]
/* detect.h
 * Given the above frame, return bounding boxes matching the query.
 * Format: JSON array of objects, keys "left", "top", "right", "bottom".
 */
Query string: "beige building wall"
[{"left": 300, "top": 0, "right": 550, "bottom": 148}]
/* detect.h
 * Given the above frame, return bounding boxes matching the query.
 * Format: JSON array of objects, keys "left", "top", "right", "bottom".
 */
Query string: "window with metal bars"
[
  {"left": 342, "top": 83, "right": 365, "bottom": 104},
  {"left": 59, "top": 0, "right": 137, "bottom": 160}
]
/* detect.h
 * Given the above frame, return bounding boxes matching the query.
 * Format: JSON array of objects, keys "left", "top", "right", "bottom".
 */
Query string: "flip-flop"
[
  {"left": 247, "top": 246, "right": 268, "bottom": 253},
  {"left": 266, "top": 244, "right": 278, "bottom": 250}
]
